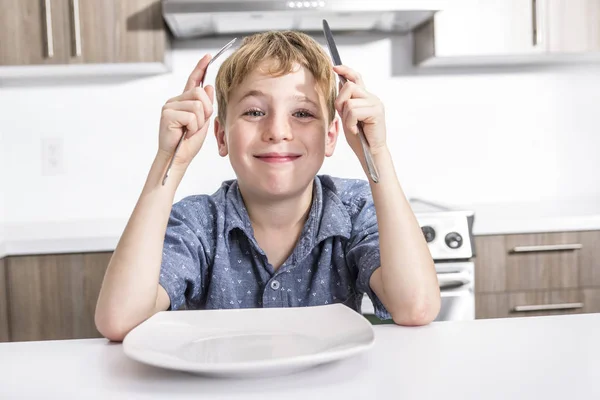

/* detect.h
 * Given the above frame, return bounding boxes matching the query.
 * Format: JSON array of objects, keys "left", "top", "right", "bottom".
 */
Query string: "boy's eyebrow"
[{"left": 238, "top": 90, "right": 320, "bottom": 109}]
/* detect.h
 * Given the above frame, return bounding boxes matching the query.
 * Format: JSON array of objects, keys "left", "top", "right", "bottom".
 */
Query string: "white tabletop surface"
[{"left": 0, "top": 313, "right": 598, "bottom": 400}]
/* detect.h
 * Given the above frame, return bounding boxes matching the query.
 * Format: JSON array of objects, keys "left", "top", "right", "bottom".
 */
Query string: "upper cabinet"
[
  {"left": 414, "top": 0, "right": 600, "bottom": 66},
  {"left": 0, "top": 0, "right": 169, "bottom": 75}
]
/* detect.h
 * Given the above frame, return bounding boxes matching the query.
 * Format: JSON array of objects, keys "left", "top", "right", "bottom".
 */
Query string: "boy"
[{"left": 95, "top": 31, "right": 440, "bottom": 342}]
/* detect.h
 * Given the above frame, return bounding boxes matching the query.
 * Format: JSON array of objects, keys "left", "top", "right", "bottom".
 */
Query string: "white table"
[{"left": 1, "top": 313, "right": 598, "bottom": 400}]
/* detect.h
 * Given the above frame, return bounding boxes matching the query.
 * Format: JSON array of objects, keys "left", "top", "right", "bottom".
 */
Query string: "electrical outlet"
[{"left": 41, "top": 137, "right": 65, "bottom": 175}]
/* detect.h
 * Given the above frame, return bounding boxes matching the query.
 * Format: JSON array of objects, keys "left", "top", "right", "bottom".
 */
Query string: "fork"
[{"left": 162, "top": 38, "right": 237, "bottom": 186}]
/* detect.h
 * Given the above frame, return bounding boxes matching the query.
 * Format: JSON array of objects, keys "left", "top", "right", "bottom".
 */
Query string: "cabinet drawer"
[
  {"left": 477, "top": 290, "right": 584, "bottom": 319},
  {"left": 505, "top": 232, "right": 581, "bottom": 291},
  {"left": 0, "top": 258, "right": 9, "bottom": 342},
  {"left": 579, "top": 230, "right": 600, "bottom": 288}
]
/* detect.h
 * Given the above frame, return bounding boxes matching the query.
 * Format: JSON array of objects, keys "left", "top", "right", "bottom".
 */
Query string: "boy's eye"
[
  {"left": 294, "top": 110, "right": 315, "bottom": 119},
  {"left": 243, "top": 109, "right": 264, "bottom": 117}
]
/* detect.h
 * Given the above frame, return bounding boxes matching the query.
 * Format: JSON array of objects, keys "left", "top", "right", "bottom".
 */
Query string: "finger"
[
  {"left": 334, "top": 82, "right": 370, "bottom": 115},
  {"left": 204, "top": 85, "right": 215, "bottom": 104},
  {"left": 333, "top": 65, "right": 365, "bottom": 87},
  {"left": 183, "top": 54, "right": 213, "bottom": 93},
  {"left": 342, "top": 103, "right": 378, "bottom": 134},
  {"left": 162, "top": 100, "right": 206, "bottom": 132},
  {"left": 162, "top": 109, "right": 199, "bottom": 136},
  {"left": 167, "top": 87, "right": 214, "bottom": 119}
]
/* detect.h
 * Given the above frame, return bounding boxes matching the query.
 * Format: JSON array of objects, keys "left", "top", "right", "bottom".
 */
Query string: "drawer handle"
[
  {"left": 513, "top": 302, "right": 584, "bottom": 312},
  {"left": 510, "top": 244, "right": 583, "bottom": 253},
  {"left": 44, "top": 0, "right": 54, "bottom": 58},
  {"left": 71, "top": 0, "right": 82, "bottom": 57}
]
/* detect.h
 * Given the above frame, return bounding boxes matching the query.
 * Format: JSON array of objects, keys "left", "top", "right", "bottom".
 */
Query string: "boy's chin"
[{"left": 240, "top": 173, "right": 315, "bottom": 199}]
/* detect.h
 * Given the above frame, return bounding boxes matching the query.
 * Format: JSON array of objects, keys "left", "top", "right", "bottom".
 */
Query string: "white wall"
[{"left": 1, "top": 33, "right": 600, "bottom": 224}]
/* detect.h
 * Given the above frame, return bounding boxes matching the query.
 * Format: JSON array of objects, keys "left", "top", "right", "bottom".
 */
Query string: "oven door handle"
[{"left": 437, "top": 271, "right": 472, "bottom": 289}]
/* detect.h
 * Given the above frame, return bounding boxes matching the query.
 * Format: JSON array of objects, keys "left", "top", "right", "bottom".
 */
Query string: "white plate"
[{"left": 123, "top": 304, "right": 375, "bottom": 378}]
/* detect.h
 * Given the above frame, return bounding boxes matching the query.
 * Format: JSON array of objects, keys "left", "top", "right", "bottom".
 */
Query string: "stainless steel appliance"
[
  {"left": 161, "top": 0, "right": 441, "bottom": 38},
  {"left": 362, "top": 198, "right": 476, "bottom": 322}
]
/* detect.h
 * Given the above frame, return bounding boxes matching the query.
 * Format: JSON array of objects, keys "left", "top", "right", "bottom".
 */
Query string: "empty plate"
[{"left": 122, "top": 303, "right": 375, "bottom": 378}]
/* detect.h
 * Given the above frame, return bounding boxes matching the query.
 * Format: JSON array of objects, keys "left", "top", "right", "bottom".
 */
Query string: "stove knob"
[
  {"left": 421, "top": 226, "right": 436, "bottom": 243},
  {"left": 445, "top": 232, "right": 463, "bottom": 249}
]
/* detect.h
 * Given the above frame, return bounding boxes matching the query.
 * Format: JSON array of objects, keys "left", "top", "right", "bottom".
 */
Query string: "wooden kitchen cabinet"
[
  {"left": 505, "top": 232, "right": 580, "bottom": 291},
  {"left": 5, "top": 252, "right": 111, "bottom": 342},
  {"left": 0, "top": 258, "right": 9, "bottom": 342},
  {"left": 0, "top": 0, "right": 168, "bottom": 68},
  {"left": 477, "top": 289, "right": 584, "bottom": 319},
  {"left": 475, "top": 230, "right": 600, "bottom": 319},
  {"left": 579, "top": 230, "right": 600, "bottom": 288}
]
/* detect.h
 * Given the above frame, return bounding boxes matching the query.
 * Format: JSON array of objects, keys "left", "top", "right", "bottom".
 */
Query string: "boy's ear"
[
  {"left": 214, "top": 116, "right": 229, "bottom": 157},
  {"left": 325, "top": 117, "right": 340, "bottom": 157}
]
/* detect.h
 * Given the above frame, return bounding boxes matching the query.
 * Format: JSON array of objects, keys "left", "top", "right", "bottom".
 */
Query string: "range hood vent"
[{"left": 162, "top": 0, "right": 443, "bottom": 38}]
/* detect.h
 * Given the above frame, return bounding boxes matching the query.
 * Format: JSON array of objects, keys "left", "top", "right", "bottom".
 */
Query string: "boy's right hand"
[{"left": 158, "top": 54, "right": 215, "bottom": 168}]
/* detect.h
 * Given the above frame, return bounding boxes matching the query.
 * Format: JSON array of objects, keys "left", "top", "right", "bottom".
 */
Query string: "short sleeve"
[
  {"left": 345, "top": 189, "right": 392, "bottom": 320},
  {"left": 159, "top": 201, "right": 207, "bottom": 311}
]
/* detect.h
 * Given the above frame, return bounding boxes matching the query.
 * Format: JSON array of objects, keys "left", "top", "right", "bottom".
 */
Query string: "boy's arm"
[
  {"left": 95, "top": 154, "right": 185, "bottom": 341},
  {"left": 367, "top": 147, "right": 440, "bottom": 326},
  {"left": 95, "top": 55, "right": 215, "bottom": 341},
  {"left": 333, "top": 65, "right": 440, "bottom": 325}
]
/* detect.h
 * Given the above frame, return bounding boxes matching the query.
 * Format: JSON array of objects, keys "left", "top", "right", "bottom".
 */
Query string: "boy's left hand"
[{"left": 333, "top": 65, "right": 387, "bottom": 161}]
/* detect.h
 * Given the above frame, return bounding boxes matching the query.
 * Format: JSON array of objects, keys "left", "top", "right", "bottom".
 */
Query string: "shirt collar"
[{"left": 223, "top": 176, "right": 352, "bottom": 246}]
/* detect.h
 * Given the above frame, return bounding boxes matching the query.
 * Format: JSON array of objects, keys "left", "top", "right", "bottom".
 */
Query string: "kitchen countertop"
[
  {"left": 0, "top": 313, "right": 598, "bottom": 399},
  {"left": 1, "top": 196, "right": 599, "bottom": 258},
  {"left": 0, "top": 219, "right": 127, "bottom": 258},
  {"left": 460, "top": 196, "right": 600, "bottom": 235}
]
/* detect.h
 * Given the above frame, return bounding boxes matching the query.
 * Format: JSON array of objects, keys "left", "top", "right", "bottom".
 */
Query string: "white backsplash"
[{"left": 1, "top": 33, "right": 600, "bottom": 224}]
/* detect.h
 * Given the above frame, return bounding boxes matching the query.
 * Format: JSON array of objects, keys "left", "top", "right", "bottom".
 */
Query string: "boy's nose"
[{"left": 262, "top": 114, "right": 293, "bottom": 142}]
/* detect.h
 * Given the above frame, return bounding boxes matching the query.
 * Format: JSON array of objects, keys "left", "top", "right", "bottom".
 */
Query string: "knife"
[{"left": 322, "top": 19, "right": 380, "bottom": 184}]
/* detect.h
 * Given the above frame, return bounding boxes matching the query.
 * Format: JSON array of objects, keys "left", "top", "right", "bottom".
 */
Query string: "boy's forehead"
[{"left": 231, "top": 61, "right": 323, "bottom": 102}]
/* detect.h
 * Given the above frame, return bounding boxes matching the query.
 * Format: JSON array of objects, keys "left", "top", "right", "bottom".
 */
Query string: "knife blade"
[{"left": 322, "top": 19, "right": 379, "bottom": 183}]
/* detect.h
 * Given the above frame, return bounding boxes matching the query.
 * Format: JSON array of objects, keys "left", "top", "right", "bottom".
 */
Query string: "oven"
[{"left": 361, "top": 198, "right": 476, "bottom": 322}]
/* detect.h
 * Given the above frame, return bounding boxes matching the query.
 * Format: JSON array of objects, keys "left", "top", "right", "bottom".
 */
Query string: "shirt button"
[{"left": 270, "top": 280, "right": 280, "bottom": 290}]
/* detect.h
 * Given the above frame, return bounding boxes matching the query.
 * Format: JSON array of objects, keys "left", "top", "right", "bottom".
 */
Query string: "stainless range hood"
[{"left": 162, "top": 0, "right": 445, "bottom": 39}]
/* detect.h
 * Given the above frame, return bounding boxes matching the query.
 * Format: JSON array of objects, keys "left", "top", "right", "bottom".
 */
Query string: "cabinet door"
[
  {"left": 0, "top": 259, "right": 9, "bottom": 342},
  {"left": 66, "top": 0, "right": 118, "bottom": 64},
  {"left": 0, "top": 0, "right": 72, "bottom": 65},
  {"left": 67, "top": 0, "right": 166, "bottom": 64},
  {"left": 474, "top": 235, "right": 507, "bottom": 293},
  {"left": 505, "top": 232, "right": 581, "bottom": 291},
  {"left": 6, "top": 252, "right": 111, "bottom": 342},
  {"left": 427, "top": 0, "right": 540, "bottom": 57},
  {"left": 115, "top": 0, "right": 167, "bottom": 64},
  {"left": 582, "top": 288, "right": 600, "bottom": 314},
  {"left": 579, "top": 230, "right": 600, "bottom": 288},
  {"left": 543, "top": 0, "right": 600, "bottom": 53},
  {"left": 477, "top": 289, "right": 584, "bottom": 319}
]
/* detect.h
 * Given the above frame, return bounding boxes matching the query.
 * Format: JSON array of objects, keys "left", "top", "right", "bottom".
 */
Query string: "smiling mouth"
[{"left": 254, "top": 153, "right": 302, "bottom": 163}]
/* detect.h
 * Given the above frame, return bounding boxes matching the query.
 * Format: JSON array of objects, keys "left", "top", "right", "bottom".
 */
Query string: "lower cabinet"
[
  {"left": 476, "top": 288, "right": 600, "bottom": 319},
  {"left": 0, "top": 258, "right": 9, "bottom": 342},
  {"left": 475, "top": 230, "right": 600, "bottom": 319},
  {"left": 4, "top": 252, "right": 112, "bottom": 342}
]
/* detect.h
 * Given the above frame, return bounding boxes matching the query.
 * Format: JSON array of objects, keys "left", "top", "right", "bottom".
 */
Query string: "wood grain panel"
[
  {"left": 508, "top": 290, "right": 583, "bottom": 318},
  {"left": 116, "top": 0, "right": 167, "bottom": 63},
  {"left": 0, "top": 258, "right": 9, "bottom": 342},
  {"left": 582, "top": 288, "right": 600, "bottom": 314},
  {"left": 474, "top": 235, "right": 506, "bottom": 293},
  {"left": 6, "top": 252, "right": 111, "bottom": 342},
  {"left": 505, "top": 232, "right": 580, "bottom": 291},
  {"left": 476, "top": 292, "right": 509, "bottom": 319},
  {"left": 0, "top": 0, "right": 71, "bottom": 65},
  {"left": 579, "top": 230, "right": 600, "bottom": 288}
]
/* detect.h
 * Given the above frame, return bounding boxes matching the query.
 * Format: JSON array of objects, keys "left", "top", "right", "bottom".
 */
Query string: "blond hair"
[{"left": 215, "top": 31, "right": 336, "bottom": 124}]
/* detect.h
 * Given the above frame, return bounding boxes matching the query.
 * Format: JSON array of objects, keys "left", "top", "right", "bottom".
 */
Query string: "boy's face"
[{"left": 215, "top": 61, "right": 339, "bottom": 198}]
